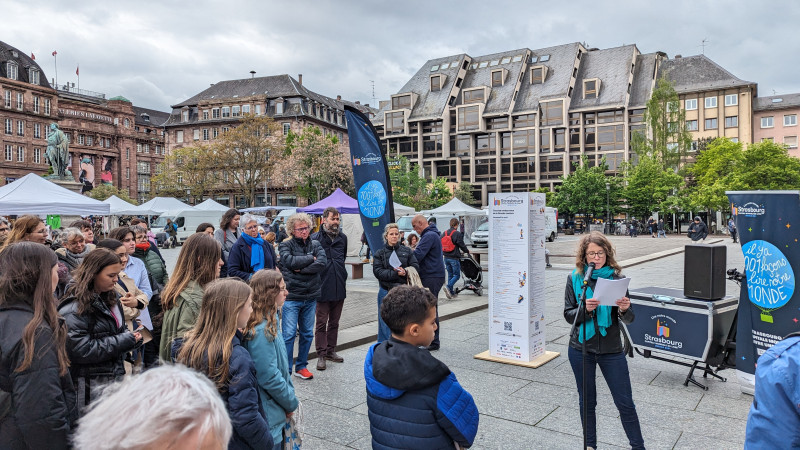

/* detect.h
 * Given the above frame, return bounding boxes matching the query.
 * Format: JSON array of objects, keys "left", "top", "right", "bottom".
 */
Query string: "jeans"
[
  {"left": 657, "top": 229, "right": 666, "bottom": 238},
  {"left": 377, "top": 287, "right": 391, "bottom": 343},
  {"left": 568, "top": 347, "right": 645, "bottom": 450},
  {"left": 445, "top": 257, "right": 461, "bottom": 294},
  {"left": 282, "top": 298, "right": 317, "bottom": 372}
]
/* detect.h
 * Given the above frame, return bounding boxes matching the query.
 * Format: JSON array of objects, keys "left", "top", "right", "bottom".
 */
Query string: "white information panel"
[{"left": 488, "top": 192, "right": 547, "bottom": 362}]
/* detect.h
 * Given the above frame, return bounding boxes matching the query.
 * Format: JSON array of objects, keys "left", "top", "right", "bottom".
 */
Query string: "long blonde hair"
[
  {"left": 245, "top": 270, "right": 283, "bottom": 340},
  {"left": 176, "top": 278, "right": 251, "bottom": 391},
  {"left": 0, "top": 215, "right": 43, "bottom": 252}
]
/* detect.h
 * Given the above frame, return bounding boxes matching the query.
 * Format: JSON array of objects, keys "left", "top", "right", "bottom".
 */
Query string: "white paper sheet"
[
  {"left": 389, "top": 250, "right": 402, "bottom": 269},
  {"left": 593, "top": 277, "right": 631, "bottom": 306}
]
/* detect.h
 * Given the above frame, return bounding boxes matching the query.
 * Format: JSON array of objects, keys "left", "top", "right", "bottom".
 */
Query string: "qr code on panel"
[{"left": 504, "top": 321, "right": 512, "bottom": 331}]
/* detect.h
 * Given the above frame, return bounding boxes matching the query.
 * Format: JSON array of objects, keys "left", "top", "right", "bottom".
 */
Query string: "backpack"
[{"left": 441, "top": 229, "right": 456, "bottom": 252}]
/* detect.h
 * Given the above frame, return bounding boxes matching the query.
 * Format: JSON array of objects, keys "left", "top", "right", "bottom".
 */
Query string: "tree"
[
  {"left": 388, "top": 157, "right": 430, "bottom": 211},
  {"left": 284, "top": 126, "right": 353, "bottom": 202},
  {"left": 553, "top": 156, "right": 622, "bottom": 219},
  {"left": 622, "top": 155, "right": 683, "bottom": 219},
  {"left": 453, "top": 181, "right": 476, "bottom": 205},
  {"left": 87, "top": 184, "right": 136, "bottom": 205},
  {"left": 688, "top": 137, "right": 743, "bottom": 212},
  {"left": 153, "top": 144, "right": 218, "bottom": 203},
  {"left": 734, "top": 140, "right": 800, "bottom": 190},
  {"left": 634, "top": 78, "right": 693, "bottom": 170},
  {"left": 214, "top": 114, "right": 284, "bottom": 207}
]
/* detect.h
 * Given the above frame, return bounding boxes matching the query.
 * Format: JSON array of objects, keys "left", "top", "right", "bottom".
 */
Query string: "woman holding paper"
[
  {"left": 372, "top": 223, "right": 419, "bottom": 342},
  {"left": 563, "top": 231, "right": 644, "bottom": 450}
]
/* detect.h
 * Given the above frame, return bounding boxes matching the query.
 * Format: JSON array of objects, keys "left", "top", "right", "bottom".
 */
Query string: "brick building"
[
  {"left": 164, "top": 74, "right": 374, "bottom": 208},
  {"left": 0, "top": 40, "right": 166, "bottom": 202}
]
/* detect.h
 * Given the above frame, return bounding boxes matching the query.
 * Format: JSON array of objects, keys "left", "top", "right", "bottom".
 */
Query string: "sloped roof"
[
  {"left": 0, "top": 41, "right": 52, "bottom": 89},
  {"left": 753, "top": 93, "right": 800, "bottom": 112},
  {"left": 513, "top": 42, "right": 582, "bottom": 114},
  {"left": 658, "top": 54, "right": 754, "bottom": 94},
  {"left": 133, "top": 106, "right": 171, "bottom": 127},
  {"left": 629, "top": 53, "right": 659, "bottom": 108},
  {"left": 456, "top": 49, "right": 528, "bottom": 115},
  {"left": 570, "top": 45, "right": 637, "bottom": 111},
  {"left": 173, "top": 75, "right": 302, "bottom": 108}
]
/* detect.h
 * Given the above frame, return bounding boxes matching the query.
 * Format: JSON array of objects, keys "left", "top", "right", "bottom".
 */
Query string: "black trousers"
[{"left": 421, "top": 276, "right": 444, "bottom": 346}]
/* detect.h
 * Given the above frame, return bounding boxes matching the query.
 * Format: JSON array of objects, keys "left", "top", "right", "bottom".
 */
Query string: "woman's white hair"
[
  {"left": 240, "top": 214, "right": 259, "bottom": 229},
  {"left": 73, "top": 365, "right": 231, "bottom": 449},
  {"left": 286, "top": 212, "right": 313, "bottom": 235},
  {"left": 62, "top": 227, "right": 84, "bottom": 243}
]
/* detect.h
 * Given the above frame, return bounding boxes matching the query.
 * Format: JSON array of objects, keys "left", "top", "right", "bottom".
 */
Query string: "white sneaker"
[{"left": 444, "top": 288, "right": 453, "bottom": 299}]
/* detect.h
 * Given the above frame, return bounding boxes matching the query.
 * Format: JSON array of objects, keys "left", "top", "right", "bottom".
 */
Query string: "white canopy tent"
[
  {"left": 135, "top": 197, "right": 194, "bottom": 215},
  {"left": 393, "top": 202, "right": 415, "bottom": 217},
  {"left": 194, "top": 198, "right": 230, "bottom": 212},
  {"left": 104, "top": 195, "right": 158, "bottom": 216},
  {"left": 420, "top": 198, "right": 486, "bottom": 217},
  {"left": 0, "top": 173, "right": 110, "bottom": 215}
]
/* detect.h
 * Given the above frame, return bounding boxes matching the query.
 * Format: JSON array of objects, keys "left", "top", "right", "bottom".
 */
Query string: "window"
[
  {"left": 704, "top": 118, "right": 718, "bottom": 130},
  {"left": 243, "top": 105, "right": 250, "bottom": 114},
  {"left": 530, "top": 66, "right": 545, "bottom": 84},
  {"left": 392, "top": 95, "right": 412, "bottom": 109},
  {"left": 685, "top": 98, "right": 697, "bottom": 110},
  {"left": 212, "top": 108, "right": 220, "bottom": 119},
  {"left": 725, "top": 116, "right": 738, "bottom": 128},
  {"left": 4, "top": 145, "right": 11, "bottom": 161},
  {"left": 540, "top": 54, "right": 550, "bottom": 62},
  {"left": 176, "top": 130, "right": 184, "bottom": 143},
  {"left": 29, "top": 68, "right": 39, "bottom": 85},
  {"left": 137, "top": 143, "right": 142, "bottom": 153},
  {"left": 16, "top": 120, "right": 23, "bottom": 136},
  {"left": 34, "top": 123, "right": 41, "bottom": 138},
  {"left": 785, "top": 136, "right": 798, "bottom": 149},
  {"left": 540, "top": 100, "right": 563, "bottom": 126},
  {"left": 126, "top": 167, "right": 130, "bottom": 179},
  {"left": 275, "top": 102, "right": 283, "bottom": 114},
  {"left": 124, "top": 118, "right": 130, "bottom": 128},
  {"left": 213, "top": 128, "right": 219, "bottom": 138},
  {"left": 583, "top": 79, "right": 599, "bottom": 99},
  {"left": 386, "top": 111, "right": 404, "bottom": 134},
  {"left": 283, "top": 123, "right": 291, "bottom": 136},
  {"left": 203, "top": 128, "right": 209, "bottom": 140},
  {"left": 182, "top": 110, "right": 189, "bottom": 122},
  {"left": 4, "top": 91, "right": 10, "bottom": 108},
  {"left": 193, "top": 129, "right": 200, "bottom": 140},
  {"left": 126, "top": 148, "right": 130, "bottom": 160},
  {"left": 457, "top": 105, "right": 480, "bottom": 131},
  {"left": 255, "top": 105, "right": 261, "bottom": 115},
  {"left": 16, "top": 146, "right": 24, "bottom": 162},
  {"left": 221, "top": 107, "right": 230, "bottom": 118},
  {"left": 202, "top": 110, "right": 209, "bottom": 120},
  {"left": 705, "top": 97, "right": 717, "bottom": 108},
  {"left": 232, "top": 106, "right": 240, "bottom": 117},
  {"left": 33, "top": 96, "right": 39, "bottom": 113},
  {"left": 6, "top": 62, "right": 18, "bottom": 80},
  {"left": 44, "top": 98, "right": 51, "bottom": 115},
  {"left": 491, "top": 70, "right": 503, "bottom": 87},
  {"left": 144, "top": 144, "right": 149, "bottom": 153},
  {"left": 4, "top": 118, "right": 11, "bottom": 135},
  {"left": 785, "top": 114, "right": 797, "bottom": 126},
  {"left": 430, "top": 75, "right": 442, "bottom": 92},
  {"left": 16, "top": 92, "right": 23, "bottom": 110},
  {"left": 725, "top": 94, "right": 738, "bottom": 106},
  {"left": 463, "top": 89, "right": 484, "bottom": 104},
  {"left": 686, "top": 120, "right": 698, "bottom": 131},
  {"left": 34, "top": 148, "right": 41, "bottom": 163},
  {"left": 86, "top": 136, "right": 93, "bottom": 146},
  {"left": 761, "top": 116, "right": 774, "bottom": 128}
]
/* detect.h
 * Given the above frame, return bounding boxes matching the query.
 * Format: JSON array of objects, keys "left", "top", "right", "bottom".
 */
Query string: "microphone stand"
[{"left": 569, "top": 264, "right": 594, "bottom": 450}]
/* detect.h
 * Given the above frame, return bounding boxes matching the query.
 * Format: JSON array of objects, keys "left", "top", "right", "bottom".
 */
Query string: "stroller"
[{"left": 455, "top": 253, "right": 483, "bottom": 296}]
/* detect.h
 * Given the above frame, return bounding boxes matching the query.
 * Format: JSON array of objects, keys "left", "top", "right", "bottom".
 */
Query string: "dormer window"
[
  {"left": 141, "top": 113, "right": 150, "bottom": 122},
  {"left": 6, "top": 62, "right": 18, "bottom": 81},
  {"left": 28, "top": 68, "right": 39, "bottom": 85},
  {"left": 182, "top": 110, "right": 189, "bottom": 122},
  {"left": 530, "top": 66, "right": 547, "bottom": 84},
  {"left": 275, "top": 100, "right": 284, "bottom": 115},
  {"left": 391, "top": 94, "right": 412, "bottom": 110},
  {"left": 491, "top": 69, "right": 507, "bottom": 87},
  {"left": 463, "top": 88, "right": 485, "bottom": 104},
  {"left": 430, "top": 74, "right": 445, "bottom": 92},
  {"left": 583, "top": 78, "right": 601, "bottom": 99}
]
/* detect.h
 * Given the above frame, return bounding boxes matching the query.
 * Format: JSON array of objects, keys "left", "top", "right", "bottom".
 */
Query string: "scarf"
[
  {"left": 135, "top": 242, "right": 151, "bottom": 252},
  {"left": 60, "top": 245, "right": 91, "bottom": 270},
  {"left": 571, "top": 265, "right": 616, "bottom": 343},
  {"left": 242, "top": 233, "right": 265, "bottom": 272}
]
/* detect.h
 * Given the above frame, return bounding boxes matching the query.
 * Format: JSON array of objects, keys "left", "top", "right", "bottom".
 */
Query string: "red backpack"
[{"left": 441, "top": 229, "right": 456, "bottom": 252}]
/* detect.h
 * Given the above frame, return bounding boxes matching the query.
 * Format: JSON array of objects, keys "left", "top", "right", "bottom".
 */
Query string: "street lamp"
[{"left": 605, "top": 182, "right": 610, "bottom": 234}]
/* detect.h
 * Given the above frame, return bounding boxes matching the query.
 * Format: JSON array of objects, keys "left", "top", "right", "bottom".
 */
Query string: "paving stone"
[
  {"left": 695, "top": 394, "right": 753, "bottom": 421},
  {"left": 298, "top": 433, "right": 352, "bottom": 450},
  {"left": 473, "top": 414, "right": 590, "bottom": 450},
  {"left": 672, "top": 431, "right": 744, "bottom": 450},
  {"left": 294, "top": 399, "right": 371, "bottom": 447}
]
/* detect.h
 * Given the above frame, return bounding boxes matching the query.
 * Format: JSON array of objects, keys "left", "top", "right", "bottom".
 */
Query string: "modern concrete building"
[
  {"left": 164, "top": 74, "right": 374, "bottom": 208},
  {"left": 753, "top": 93, "right": 800, "bottom": 157},
  {"left": 371, "top": 44, "right": 757, "bottom": 207}
]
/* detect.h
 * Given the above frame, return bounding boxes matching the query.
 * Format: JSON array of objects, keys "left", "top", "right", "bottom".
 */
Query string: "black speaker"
[{"left": 684, "top": 244, "right": 727, "bottom": 300}]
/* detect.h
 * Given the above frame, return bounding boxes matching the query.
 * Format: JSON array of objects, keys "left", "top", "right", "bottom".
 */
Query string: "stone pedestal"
[{"left": 49, "top": 177, "right": 84, "bottom": 194}]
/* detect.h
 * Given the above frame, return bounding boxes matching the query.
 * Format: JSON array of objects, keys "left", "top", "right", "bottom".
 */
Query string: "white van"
[
  {"left": 545, "top": 207, "right": 558, "bottom": 242},
  {"left": 153, "top": 209, "right": 225, "bottom": 245}
]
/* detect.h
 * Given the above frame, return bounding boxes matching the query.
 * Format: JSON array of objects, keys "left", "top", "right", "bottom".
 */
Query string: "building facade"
[
  {"left": 753, "top": 93, "right": 800, "bottom": 157},
  {"left": 0, "top": 41, "right": 166, "bottom": 202},
  {"left": 163, "top": 74, "right": 373, "bottom": 208},
  {"left": 371, "top": 44, "right": 757, "bottom": 207}
]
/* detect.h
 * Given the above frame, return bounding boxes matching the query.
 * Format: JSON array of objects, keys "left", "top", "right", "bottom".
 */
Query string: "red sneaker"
[{"left": 293, "top": 368, "right": 314, "bottom": 380}]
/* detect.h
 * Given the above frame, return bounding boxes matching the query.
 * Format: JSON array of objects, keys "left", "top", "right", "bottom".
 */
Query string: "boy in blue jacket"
[{"left": 364, "top": 286, "right": 479, "bottom": 449}]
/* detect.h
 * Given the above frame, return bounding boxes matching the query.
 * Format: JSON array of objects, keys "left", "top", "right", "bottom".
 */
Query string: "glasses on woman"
[
  {"left": 294, "top": 226, "right": 310, "bottom": 233},
  {"left": 587, "top": 251, "right": 606, "bottom": 258}
]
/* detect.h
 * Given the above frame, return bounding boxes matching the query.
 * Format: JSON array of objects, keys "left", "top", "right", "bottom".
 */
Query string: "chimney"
[
  {"left": 337, "top": 95, "right": 341, "bottom": 101},
  {"left": 365, "top": 104, "right": 370, "bottom": 108},
  {"left": 675, "top": 54, "right": 682, "bottom": 59},
  {"left": 298, "top": 74, "right": 303, "bottom": 85},
  {"left": 355, "top": 101, "right": 360, "bottom": 105}
]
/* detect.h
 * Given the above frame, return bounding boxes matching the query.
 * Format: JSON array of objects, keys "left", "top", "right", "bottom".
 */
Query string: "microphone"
[{"left": 582, "top": 262, "right": 596, "bottom": 285}]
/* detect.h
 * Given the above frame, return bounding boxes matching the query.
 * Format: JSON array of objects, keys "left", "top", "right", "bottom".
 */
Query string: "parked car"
[{"left": 470, "top": 222, "right": 489, "bottom": 247}]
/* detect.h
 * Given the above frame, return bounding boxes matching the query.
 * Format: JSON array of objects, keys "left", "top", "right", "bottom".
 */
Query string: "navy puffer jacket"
[
  {"left": 365, "top": 338, "right": 479, "bottom": 449},
  {"left": 412, "top": 224, "right": 446, "bottom": 280}
]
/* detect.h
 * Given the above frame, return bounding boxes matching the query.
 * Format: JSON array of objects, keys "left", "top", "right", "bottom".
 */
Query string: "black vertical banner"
[
  {"left": 727, "top": 191, "right": 800, "bottom": 392},
  {"left": 344, "top": 106, "right": 395, "bottom": 254}
]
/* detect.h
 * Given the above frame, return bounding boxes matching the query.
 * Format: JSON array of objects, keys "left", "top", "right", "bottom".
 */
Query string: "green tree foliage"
[
  {"left": 283, "top": 126, "right": 353, "bottom": 202},
  {"left": 735, "top": 140, "right": 800, "bottom": 189},
  {"left": 153, "top": 144, "right": 218, "bottom": 203},
  {"left": 553, "top": 156, "right": 622, "bottom": 219},
  {"left": 453, "top": 181, "right": 476, "bottom": 205},
  {"left": 634, "top": 78, "right": 693, "bottom": 169},
  {"left": 622, "top": 155, "right": 683, "bottom": 219},
  {"left": 88, "top": 184, "right": 137, "bottom": 205},
  {"left": 388, "top": 156, "right": 450, "bottom": 211}
]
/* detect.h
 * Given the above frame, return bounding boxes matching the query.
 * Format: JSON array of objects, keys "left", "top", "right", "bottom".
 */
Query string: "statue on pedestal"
[{"left": 45, "top": 123, "right": 72, "bottom": 179}]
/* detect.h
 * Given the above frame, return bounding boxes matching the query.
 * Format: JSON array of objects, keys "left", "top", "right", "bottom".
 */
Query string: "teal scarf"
[{"left": 571, "top": 265, "right": 615, "bottom": 343}]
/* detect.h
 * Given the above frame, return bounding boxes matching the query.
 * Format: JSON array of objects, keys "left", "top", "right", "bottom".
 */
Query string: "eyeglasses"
[
  {"left": 244, "top": 224, "right": 259, "bottom": 231},
  {"left": 587, "top": 251, "right": 606, "bottom": 258},
  {"left": 294, "top": 227, "right": 310, "bottom": 232}
]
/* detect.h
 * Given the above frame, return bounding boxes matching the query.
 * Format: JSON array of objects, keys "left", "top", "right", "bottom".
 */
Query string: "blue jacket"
[
  {"left": 365, "top": 338, "right": 479, "bottom": 449},
  {"left": 745, "top": 333, "right": 800, "bottom": 448},
  {"left": 227, "top": 235, "right": 276, "bottom": 281},
  {"left": 243, "top": 317, "right": 299, "bottom": 445},
  {"left": 413, "top": 224, "right": 446, "bottom": 281}
]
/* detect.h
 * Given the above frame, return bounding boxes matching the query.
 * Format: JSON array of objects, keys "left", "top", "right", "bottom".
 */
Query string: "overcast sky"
[{"left": 5, "top": 1, "right": 798, "bottom": 112}]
